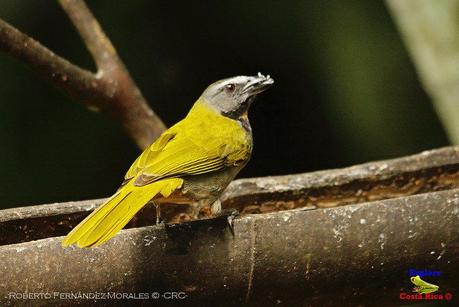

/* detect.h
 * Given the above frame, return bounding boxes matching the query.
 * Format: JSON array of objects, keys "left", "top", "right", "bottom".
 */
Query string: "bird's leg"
[
  {"left": 211, "top": 199, "right": 239, "bottom": 236},
  {"left": 210, "top": 199, "right": 222, "bottom": 215},
  {"left": 189, "top": 199, "right": 238, "bottom": 234},
  {"left": 153, "top": 201, "right": 162, "bottom": 225}
]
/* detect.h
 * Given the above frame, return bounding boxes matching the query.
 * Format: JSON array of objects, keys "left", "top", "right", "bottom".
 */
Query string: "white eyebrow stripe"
[{"left": 221, "top": 76, "right": 250, "bottom": 87}]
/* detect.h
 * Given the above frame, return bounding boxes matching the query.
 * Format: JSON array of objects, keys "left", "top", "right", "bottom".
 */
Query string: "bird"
[{"left": 62, "top": 73, "right": 274, "bottom": 248}]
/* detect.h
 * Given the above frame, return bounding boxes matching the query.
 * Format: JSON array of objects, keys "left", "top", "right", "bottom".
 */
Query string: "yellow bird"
[{"left": 62, "top": 73, "right": 274, "bottom": 248}]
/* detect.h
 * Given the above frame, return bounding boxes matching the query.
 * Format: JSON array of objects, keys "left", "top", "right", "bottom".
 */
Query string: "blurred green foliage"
[{"left": 0, "top": 0, "right": 447, "bottom": 208}]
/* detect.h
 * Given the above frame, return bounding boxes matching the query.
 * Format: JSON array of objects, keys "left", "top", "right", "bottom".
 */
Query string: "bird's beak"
[{"left": 242, "top": 72, "right": 274, "bottom": 96}]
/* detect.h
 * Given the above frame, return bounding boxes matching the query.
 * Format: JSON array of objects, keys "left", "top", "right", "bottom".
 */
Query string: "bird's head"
[{"left": 200, "top": 73, "right": 274, "bottom": 119}]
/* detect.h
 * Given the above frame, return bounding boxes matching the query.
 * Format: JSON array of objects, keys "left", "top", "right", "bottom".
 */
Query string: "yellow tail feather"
[{"left": 61, "top": 178, "right": 183, "bottom": 248}]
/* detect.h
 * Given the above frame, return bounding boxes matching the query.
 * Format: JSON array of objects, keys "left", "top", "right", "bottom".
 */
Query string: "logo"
[
  {"left": 408, "top": 268, "right": 441, "bottom": 277},
  {"left": 411, "top": 275, "right": 438, "bottom": 294},
  {"left": 399, "top": 269, "right": 453, "bottom": 301}
]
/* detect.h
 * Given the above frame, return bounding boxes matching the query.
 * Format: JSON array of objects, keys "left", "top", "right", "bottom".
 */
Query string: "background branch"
[
  {"left": 386, "top": 0, "right": 459, "bottom": 144},
  {"left": 58, "top": 0, "right": 120, "bottom": 72},
  {"left": 0, "top": 0, "right": 166, "bottom": 149},
  {"left": 0, "top": 18, "right": 107, "bottom": 109}
]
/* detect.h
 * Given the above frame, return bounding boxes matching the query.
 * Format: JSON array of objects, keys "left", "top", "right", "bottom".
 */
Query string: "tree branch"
[
  {"left": 0, "top": 18, "right": 108, "bottom": 109},
  {"left": 58, "top": 0, "right": 119, "bottom": 72},
  {"left": 386, "top": 0, "right": 459, "bottom": 144},
  {"left": 0, "top": 0, "right": 166, "bottom": 149},
  {"left": 2, "top": 146, "right": 459, "bottom": 305}
]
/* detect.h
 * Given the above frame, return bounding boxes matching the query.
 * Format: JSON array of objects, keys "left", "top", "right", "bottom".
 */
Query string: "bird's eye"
[{"left": 225, "top": 83, "right": 235, "bottom": 92}]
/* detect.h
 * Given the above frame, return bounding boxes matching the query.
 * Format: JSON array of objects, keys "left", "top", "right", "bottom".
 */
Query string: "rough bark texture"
[
  {"left": 2, "top": 146, "right": 459, "bottom": 246},
  {"left": 0, "top": 191, "right": 458, "bottom": 306},
  {"left": 0, "top": 147, "right": 459, "bottom": 305}
]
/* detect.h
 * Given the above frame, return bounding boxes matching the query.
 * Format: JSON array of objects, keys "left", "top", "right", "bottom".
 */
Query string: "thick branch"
[
  {"left": 58, "top": 0, "right": 168, "bottom": 149},
  {"left": 0, "top": 18, "right": 108, "bottom": 109},
  {"left": 1, "top": 146, "right": 459, "bottom": 305},
  {"left": 58, "top": 0, "right": 119, "bottom": 72},
  {"left": 0, "top": 1, "right": 166, "bottom": 149}
]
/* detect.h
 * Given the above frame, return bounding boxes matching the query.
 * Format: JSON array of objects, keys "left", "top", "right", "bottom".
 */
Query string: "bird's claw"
[
  {"left": 156, "top": 217, "right": 166, "bottom": 226},
  {"left": 219, "top": 208, "right": 239, "bottom": 236}
]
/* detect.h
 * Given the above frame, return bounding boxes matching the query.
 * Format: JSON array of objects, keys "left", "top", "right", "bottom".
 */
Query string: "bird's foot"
[
  {"left": 155, "top": 216, "right": 166, "bottom": 227},
  {"left": 218, "top": 208, "right": 239, "bottom": 236}
]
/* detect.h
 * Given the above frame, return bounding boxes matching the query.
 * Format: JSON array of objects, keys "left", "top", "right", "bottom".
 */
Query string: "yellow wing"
[
  {"left": 124, "top": 101, "right": 251, "bottom": 186},
  {"left": 122, "top": 129, "right": 177, "bottom": 185}
]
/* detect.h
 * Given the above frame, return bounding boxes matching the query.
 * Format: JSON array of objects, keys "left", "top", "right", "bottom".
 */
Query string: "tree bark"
[
  {"left": 0, "top": 0, "right": 166, "bottom": 149},
  {"left": 1, "top": 146, "right": 458, "bottom": 305}
]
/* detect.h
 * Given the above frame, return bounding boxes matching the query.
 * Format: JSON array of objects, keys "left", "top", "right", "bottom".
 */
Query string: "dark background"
[{"left": 0, "top": 1, "right": 448, "bottom": 209}]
